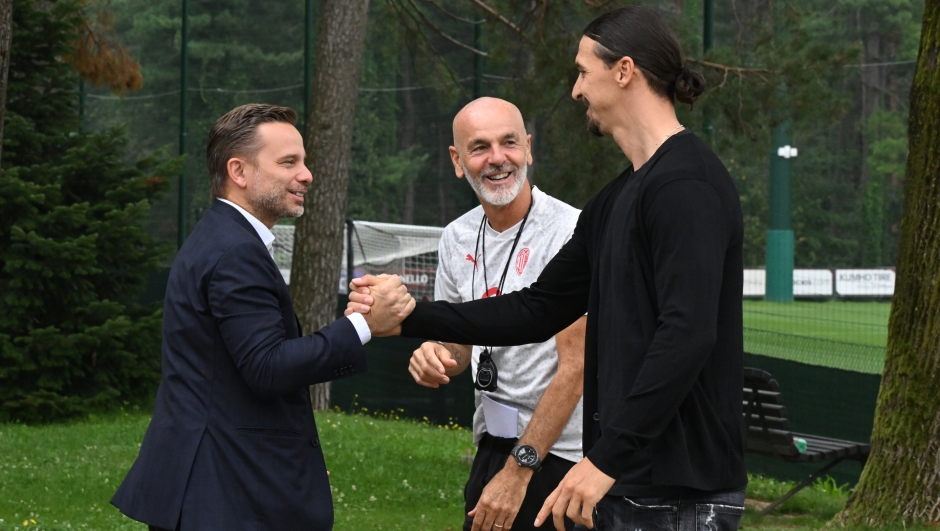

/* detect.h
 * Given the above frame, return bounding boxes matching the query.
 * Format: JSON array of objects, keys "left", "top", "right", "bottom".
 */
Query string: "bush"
[{"left": 0, "top": 0, "right": 179, "bottom": 422}]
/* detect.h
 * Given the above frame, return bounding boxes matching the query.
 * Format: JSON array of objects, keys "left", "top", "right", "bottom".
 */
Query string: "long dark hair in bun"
[
  {"left": 584, "top": 6, "right": 706, "bottom": 108},
  {"left": 675, "top": 67, "right": 706, "bottom": 106}
]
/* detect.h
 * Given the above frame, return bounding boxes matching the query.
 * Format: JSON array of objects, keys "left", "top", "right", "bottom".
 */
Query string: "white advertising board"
[
  {"left": 743, "top": 269, "right": 766, "bottom": 297},
  {"left": 835, "top": 269, "right": 895, "bottom": 296},
  {"left": 793, "top": 269, "right": 833, "bottom": 296}
]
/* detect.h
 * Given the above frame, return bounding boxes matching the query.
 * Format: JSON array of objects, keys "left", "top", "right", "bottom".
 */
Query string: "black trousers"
[{"left": 464, "top": 433, "right": 576, "bottom": 531}]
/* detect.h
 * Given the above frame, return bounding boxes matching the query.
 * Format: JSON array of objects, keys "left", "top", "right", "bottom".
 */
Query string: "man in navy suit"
[{"left": 112, "top": 104, "right": 414, "bottom": 530}]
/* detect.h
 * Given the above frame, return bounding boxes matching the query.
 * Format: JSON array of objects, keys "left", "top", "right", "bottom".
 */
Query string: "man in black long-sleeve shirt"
[{"left": 349, "top": 7, "right": 746, "bottom": 531}]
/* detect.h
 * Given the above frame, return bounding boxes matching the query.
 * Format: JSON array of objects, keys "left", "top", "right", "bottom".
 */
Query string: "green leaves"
[{"left": 0, "top": 0, "right": 171, "bottom": 423}]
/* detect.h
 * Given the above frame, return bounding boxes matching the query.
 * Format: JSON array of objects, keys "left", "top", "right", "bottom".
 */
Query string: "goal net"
[{"left": 270, "top": 220, "right": 444, "bottom": 301}]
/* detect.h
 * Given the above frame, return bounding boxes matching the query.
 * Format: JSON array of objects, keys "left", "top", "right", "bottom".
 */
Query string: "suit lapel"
[
  {"left": 212, "top": 199, "right": 304, "bottom": 339},
  {"left": 211, "top": 199, "right": 265, "bottom": 246}
]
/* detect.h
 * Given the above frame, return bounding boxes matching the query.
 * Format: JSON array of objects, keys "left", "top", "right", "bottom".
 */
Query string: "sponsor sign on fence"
[
  {"left": 743, "top": 269, "right": 850, "bottom": 297},
  {"left": 793, "top": 269, "right": 834, "bottom": 296},
  {"left": 744, "top": 269, "right": 767, "bottom": 297},
  {"left": 835, "top": 269, "right": 896, "bottom": 296}
]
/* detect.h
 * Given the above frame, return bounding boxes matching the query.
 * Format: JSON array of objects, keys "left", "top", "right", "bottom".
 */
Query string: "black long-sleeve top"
[{"left": 402, "top": 131, "right": 747, "bottom": 495}]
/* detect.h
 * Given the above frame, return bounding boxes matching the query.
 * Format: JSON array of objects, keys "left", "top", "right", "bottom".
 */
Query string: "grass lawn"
[
  {"left": 1, "top": 410, "right": 928, "bottom": 531},
  {"left": 0, "top": 410, "right": 471, "bottom": 531},
  {"left": 743, "top": 300, "right": 891, "bottom": 374}
]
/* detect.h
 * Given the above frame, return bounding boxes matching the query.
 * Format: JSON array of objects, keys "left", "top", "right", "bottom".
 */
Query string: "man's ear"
[
  {"left": 449, "top": 146, "right": 465, "bottom": 179},
  {"left": 525, "top": 134, "right": 534, "bottom": 166},
  {"left": 226, "top": 157, "right": 251, "bottom": 190},
  {"left": 616, "top": 56, "right": 636, "bottom": 89}
]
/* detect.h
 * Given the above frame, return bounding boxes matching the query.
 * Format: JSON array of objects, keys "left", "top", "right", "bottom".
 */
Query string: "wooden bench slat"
[
  {"left": 743, "top": 389, "right": 786, "bottom": 406},
  {"left": 743, "top": 405, "right": 789, "bottom": 418},
  {"left": 745, "top": 414, "right": 791, "bottom": 432}
]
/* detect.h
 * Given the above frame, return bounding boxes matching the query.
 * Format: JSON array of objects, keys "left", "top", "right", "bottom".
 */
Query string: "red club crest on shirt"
[
  {"left": 481, "top": 287, "right": 501, "bottom": 298},
  {"left": 516, "top": 248, "right": 530, "bottom": 275}
]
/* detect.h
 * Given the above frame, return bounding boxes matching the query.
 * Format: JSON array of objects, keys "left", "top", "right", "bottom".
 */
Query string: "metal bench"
[{"left": 743, "top": 367, "right": 870, "bottom": 515}]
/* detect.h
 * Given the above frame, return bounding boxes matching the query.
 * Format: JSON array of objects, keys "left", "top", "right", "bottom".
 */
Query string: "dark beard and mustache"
[
  {"left": 582, "top": 98, "right": 604, "bottom": 137},
  {"left": 587, "top": 115, "right": 603, "bottom": 137},
  {"left": 248, "top": 169, "right": 308, "bottom": 223},
  {"left": 249, "top": 189, "right": 304, "bottom": 222}
]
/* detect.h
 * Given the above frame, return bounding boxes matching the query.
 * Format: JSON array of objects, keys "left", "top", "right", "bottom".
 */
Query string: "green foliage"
[
  {"left": 862, "top": 109, "right": 908, "bottom": 266},
  {"left": 346, "top": 8, "right": 435, "bottom": 222},
  {"left": 80, "top": 1, "right": 925, "bottom": 270},
  {"left": 86, "top": 0, "right": 316, "bottom": 239},
  {"left": 0, "top": 0, "right": 179, "bottom": 422}
]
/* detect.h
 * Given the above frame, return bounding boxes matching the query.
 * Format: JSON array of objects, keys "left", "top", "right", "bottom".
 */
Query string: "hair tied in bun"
[{"left": 674, "top": 65, "right": 705, "bottom": 108}]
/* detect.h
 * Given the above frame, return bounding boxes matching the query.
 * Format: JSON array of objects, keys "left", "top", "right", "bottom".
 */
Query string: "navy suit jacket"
[{"left": 112, "top": 200, "right": 367, "bottom": 530}]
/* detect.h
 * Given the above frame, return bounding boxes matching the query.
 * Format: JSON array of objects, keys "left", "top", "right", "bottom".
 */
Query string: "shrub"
[{"left": 0, "top": 0, "right": 179, "bottom": 422}]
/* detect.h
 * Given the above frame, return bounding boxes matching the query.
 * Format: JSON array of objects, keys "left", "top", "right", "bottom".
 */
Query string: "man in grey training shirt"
[{"left": 407, "top": 97, "right": 587, "bottom": 531}]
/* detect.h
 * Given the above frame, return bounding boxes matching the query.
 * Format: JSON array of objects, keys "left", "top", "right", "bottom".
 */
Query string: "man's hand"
[
  {"left": 468, "top": 463, "right": 532, "bottom": 531},
  {"left": 534, "top": 457, "right": 615, "bottom": 530},
  {"left": 346, "top": 274, "right": 414, "bottom": 336},
  {"left": 409, "top": 342, "right": 459, "bottom": 388},
  {"left": 345, "top": 275, "right": 380, "bottom": 315}
]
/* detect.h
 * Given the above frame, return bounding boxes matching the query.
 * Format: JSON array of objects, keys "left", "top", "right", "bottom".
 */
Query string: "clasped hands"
[{"left": 345, "top": 274, "right": 415, "bottom": 336}]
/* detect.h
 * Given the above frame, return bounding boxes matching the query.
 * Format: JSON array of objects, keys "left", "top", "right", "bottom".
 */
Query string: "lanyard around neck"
[{"left": 471, "top": 192, "right": 534, "bottom": 302}]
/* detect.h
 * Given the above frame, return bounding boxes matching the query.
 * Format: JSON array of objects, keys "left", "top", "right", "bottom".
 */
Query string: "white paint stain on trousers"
[{"left": 704, "top": 504, "right": 718, "bottom": 531}]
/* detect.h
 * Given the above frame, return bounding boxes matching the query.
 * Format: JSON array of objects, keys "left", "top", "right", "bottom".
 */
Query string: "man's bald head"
[
  {"left": 452, "top": 97, "right": 527, "bottom": 147},
  {"left": 448, "top": 97, "right": 533, "bottom": 208}
]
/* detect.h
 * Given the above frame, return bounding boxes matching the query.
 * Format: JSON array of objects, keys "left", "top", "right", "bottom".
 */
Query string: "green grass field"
[
  {"left": 2, "top": 411, "right": 935, "bottom": 531},
  {"left": 743, "top": 300, "right": 891, "bottom": 374},
  {"left": 0, "top": 410, "right": 472, "bottom": 531}
]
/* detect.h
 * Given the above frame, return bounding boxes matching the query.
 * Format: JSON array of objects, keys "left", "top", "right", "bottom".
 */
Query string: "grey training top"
[{"left": 435, "top": 186, "right": 583, "bottom": 463}]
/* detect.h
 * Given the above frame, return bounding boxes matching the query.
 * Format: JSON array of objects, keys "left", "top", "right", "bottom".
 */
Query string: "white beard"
[{"left": 461, "top": 159, "right": 528, "bottom": 207}]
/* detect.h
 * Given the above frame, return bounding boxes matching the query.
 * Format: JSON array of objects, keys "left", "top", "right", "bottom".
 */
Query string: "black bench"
[{"left": 743, "top": 367, "right": 870, "bottom": 515}]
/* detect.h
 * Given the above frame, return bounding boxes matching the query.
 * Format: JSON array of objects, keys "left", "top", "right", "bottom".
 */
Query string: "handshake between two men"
[{"left": 346, "top": 274, "right": 417, "bottom": 337}]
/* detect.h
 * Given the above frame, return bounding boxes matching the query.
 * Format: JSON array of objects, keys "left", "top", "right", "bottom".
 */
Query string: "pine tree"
[{"left": 0, "top": 0, "right": 179, "bottom": 422}]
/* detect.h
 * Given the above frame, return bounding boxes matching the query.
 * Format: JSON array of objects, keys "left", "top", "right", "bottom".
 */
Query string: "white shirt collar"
[{"left": 218, "top": 199, "right": 276, "bottom": 257}]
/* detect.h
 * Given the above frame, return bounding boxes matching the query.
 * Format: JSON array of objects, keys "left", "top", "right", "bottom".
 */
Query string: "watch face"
[{"left": 516, "top": 446, "right": 538, "bottom": 466}]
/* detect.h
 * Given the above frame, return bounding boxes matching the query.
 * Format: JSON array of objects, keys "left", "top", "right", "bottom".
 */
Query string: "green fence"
[
  {"left": 331, "top": 336, "right": 476, "bottom": 428},
  {"left": 330, "top": 296, "right": 475, "bottom": 427},
  {"left": 744, "top": 300, "right": 889, "bottom": 375}
]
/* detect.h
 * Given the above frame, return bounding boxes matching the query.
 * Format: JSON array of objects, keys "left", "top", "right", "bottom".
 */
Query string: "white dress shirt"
[{"left": 218, "top": 198, "right": 371, "bottom": 345}]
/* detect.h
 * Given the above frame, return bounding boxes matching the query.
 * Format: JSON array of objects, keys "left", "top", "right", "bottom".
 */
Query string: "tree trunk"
[
  {"left": 291, "top": 0, "right": 370, "bottom": 412},
  {"left": 836, "top": 0, "right": 940, "bottom": 524},
  {"left": 0, "top": 0, "right": 13, "bottom": 165}
]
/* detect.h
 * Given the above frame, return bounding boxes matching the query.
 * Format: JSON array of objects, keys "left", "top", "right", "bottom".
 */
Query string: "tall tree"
[
  {"left": 0, "top": 0, "right": 11, "bottom": 164},
  {"left": 0, "top": 0, "right": 176, "bottom": 422},
  {"left": 836, "top": 0, "right": 940, "bottom": 523},
  {"left": 290, "top": 0, "right": 370, "bottom": 411}
]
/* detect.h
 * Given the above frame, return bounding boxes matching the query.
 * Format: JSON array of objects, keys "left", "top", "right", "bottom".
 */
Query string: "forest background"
[
  {"left": 0, "top": 0, "right": 924, "bottom": 423},
  {"left": 85, "top": 0, "right": 923, "bottom": 270}
]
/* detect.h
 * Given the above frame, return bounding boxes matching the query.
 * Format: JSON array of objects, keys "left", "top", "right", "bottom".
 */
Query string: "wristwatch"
[{"left": 511, "top": 444, "right": 542, "bottom": 472}]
